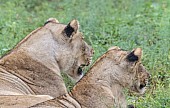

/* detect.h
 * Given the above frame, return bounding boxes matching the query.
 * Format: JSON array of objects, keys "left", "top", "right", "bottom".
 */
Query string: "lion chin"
[{"left": 131, "top": 81, "right": 147, "bottom": 94}]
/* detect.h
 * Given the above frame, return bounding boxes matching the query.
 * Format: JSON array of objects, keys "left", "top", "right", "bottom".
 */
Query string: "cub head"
[
  {"left": 108, "top": 46, "right": 150, "bottom": 94},
  {"left": 44, "top": 18, "right": 94, "bottom": 82},
  {"left": 126, "top": 48, "right": 150, "bottom": 94}
]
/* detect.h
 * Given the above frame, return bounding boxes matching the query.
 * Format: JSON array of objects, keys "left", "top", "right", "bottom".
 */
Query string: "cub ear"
[
  {"left": 63, "top": 19, "right": 79, "bottom": 38},
  {"left": 127, "top": 48, "right": 142, "bottom": 62},
  {"left": 44, "top": 18, "right": 59, "bottom": 25}
]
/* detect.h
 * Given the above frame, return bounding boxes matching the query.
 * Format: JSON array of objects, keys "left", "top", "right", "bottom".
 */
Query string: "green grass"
[{"left": 0, "top": 0, "right": 170, "bottom": 107}]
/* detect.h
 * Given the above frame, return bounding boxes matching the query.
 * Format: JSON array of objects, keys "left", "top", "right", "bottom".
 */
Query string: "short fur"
[
  {"left": 30, "top": 46, "right": 150, "bottom": 108},
  {"left": 0, "top": 18, "right": 93, "bottom": 98}
]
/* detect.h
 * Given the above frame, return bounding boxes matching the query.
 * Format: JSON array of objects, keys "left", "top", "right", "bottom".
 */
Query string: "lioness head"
[
  {"left": 108, "top": 46, "right": 150, "bottom": 94},
  {"left": 44, "top": 18, "right": 94, "bottom": 81}
]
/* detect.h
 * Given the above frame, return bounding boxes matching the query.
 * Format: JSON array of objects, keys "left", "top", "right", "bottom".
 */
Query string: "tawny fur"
[
  {"left": 30, "top": 46, "right": 150, "bottom": 108},
  {"left": 0, "top": 18, "right": 93, "bottom": 98},
  {"left": 0, "top": 95, "right": 53, "bottom": 108}
]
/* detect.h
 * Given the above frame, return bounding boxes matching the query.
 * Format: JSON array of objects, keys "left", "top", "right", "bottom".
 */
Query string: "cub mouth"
[
  {"left": 131, "top": 82, "right": 147, "bottom": 94},
  {"left": 139, "top": 83, "right": 146, "bottom": 89},
  {"left": 137, "top": 83, "right": 147, "bottom": 94}
]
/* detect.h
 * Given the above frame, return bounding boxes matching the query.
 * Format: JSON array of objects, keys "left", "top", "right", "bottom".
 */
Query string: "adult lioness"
[
  {"left": 30, "top": 46, "right": 150, "bottom": 108},
  {"left": 0, "top": 18, "right": 93, "bottom": 97}
]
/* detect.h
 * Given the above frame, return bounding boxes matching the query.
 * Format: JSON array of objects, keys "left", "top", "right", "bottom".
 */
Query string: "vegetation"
[{"left": 0, "top": 0, "right": 169, "bottom": 107}]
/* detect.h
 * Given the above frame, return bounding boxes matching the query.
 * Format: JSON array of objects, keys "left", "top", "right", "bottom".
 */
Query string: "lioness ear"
[
  {"left": 64, "top": 19, "right": 79, "bottom": 38},
  {"left": 44, "top": 18, "right": 59, "bottom": 25},
  {"left": 127, "top": 48, "right": 142, "bottom": 62}
]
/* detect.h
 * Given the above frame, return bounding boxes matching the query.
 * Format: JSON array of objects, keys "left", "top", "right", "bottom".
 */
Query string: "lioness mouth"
[{"left": 77, "top": 67, "right": 83, "bottom": 75}]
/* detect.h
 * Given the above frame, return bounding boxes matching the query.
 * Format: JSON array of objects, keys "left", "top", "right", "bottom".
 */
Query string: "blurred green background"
[{"left": 0, "top": 0, "right": 170, "bottom": 107}]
